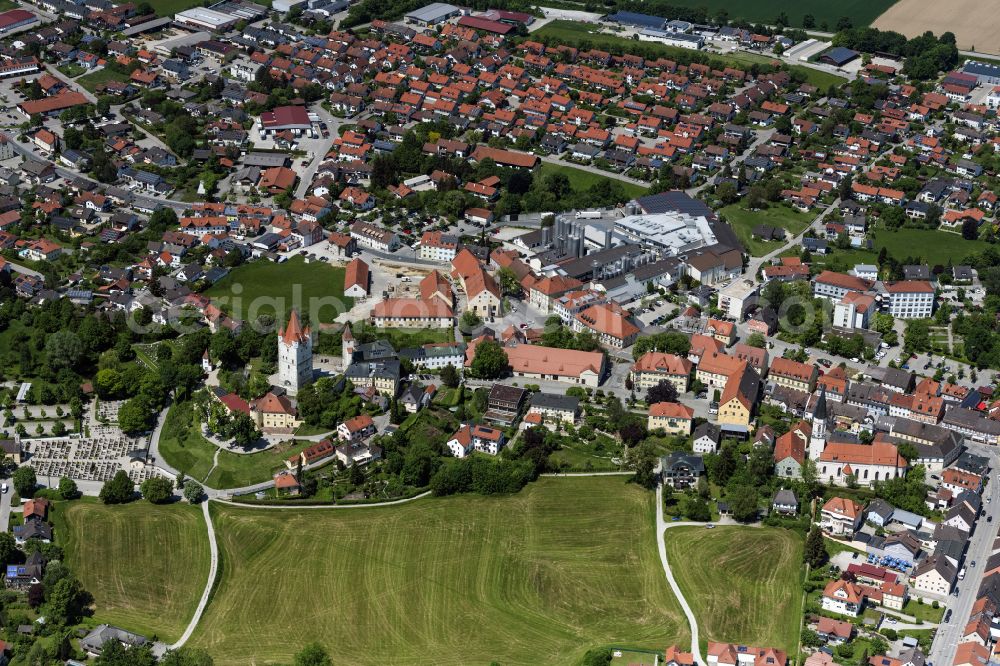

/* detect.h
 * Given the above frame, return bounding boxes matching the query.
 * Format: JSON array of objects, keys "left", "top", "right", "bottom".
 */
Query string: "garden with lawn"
[
  {"left": 157, "top": 401, "right": 317, "bottom": 489},
  {"left": 721, "top": 203, "right": 813, "bottom": 256},
  {"left": 538, "top": 162, "right": 648, "bottom": 201},
  {"left": 75, "top": 68, "right": 130, "bottom": 93}
]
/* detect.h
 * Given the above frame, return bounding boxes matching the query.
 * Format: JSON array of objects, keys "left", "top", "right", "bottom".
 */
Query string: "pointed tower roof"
[
  {"left": 280, "top": 309, "right": 309, "bottom": 345},
  {"left": 814, "top": 386, "right": 827, "bottom": 421},
  {"left": 341, "top": 322, "right": 353, "bottom": 341}
]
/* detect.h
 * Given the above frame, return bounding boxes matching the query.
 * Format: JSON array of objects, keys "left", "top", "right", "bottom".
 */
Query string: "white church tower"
[
  {"left": 278, "top": 309, "right": 312, "bottom": 395},
  {"left": 341, "top": 322, "right": 356, "bottom": 372},
  {"left": 809, "top": 387, "right": 828, "bottom": 461}
]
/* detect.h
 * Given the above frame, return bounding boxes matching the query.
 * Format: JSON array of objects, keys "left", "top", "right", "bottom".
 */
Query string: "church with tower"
[
  {"left": 278, "top": 309, "right": 313, "bottom": 395},
  {"left": 807, "top": 387, "right": 907, "bottom": 487},
  {"left": 808, "top": 388, "right": 827, "bottom": 460}
]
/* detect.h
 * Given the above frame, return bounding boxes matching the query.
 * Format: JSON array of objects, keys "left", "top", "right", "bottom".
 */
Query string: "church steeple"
[{"left": 809, "top": 387, "right": 828, "bottom": 461}]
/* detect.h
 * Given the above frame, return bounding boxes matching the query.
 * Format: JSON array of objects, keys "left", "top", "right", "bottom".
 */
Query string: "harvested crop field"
[{"left": 873, "top": 0, "right": 1000, "bottom": 53}]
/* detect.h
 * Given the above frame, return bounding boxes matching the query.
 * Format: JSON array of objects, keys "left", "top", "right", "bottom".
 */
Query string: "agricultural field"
[
  {"left": 873, "top": 0, "right": 1000, "bottom": 53},
  {"left": 648, "top": 0, "right": 898, "bottom": 28},
  {"left": 53, "top": 498, "right": 210, "bottom": 642},
  {"left": 190, "top": 477, "right": 687, "bottom": 665},
  {"left": 664, "top": 526, "right": 804, "bottom": 653},
  {"left": 720, "top": 204, "right": 812, "bottom": 256},
  {"left": 145, "top": 0, "right": 212, "bottom": 15},
  {"left": 204, "top": 255, "right": 351, "bottom": 325},
  {"left": 538, "top": 162, "right": 648, "bottom": 200}
]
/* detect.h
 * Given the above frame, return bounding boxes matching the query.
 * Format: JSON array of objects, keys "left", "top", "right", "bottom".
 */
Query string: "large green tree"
[
  {"left": 469, "top": 339, "right": 508, "bottom": 379},
  {"left": 99, "top": 470, "right": 135, "bottom": 505},
  {"left": 12, "top": 465, "right": 36, "bottom": 498},
  {"left": 117, "top": 396, "right": 154, "bottom": 434},
  {"left": 804, "top": 525, "right": 828, "bottom": 568},
  {"left": 294, "top": 643, "right": 333, "bottom": 666},
  {"left": 140, "top": 476, "right": 174, "bottom": 504}
]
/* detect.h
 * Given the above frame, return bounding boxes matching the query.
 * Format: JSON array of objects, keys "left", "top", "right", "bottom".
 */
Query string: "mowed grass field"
[
  {"left": 664, "top": 526, "right": 803, "bottom": 652},
  {"left": 190, "top": 477, "right": 687, "bottom": 665},
  {"left": 871, "top": 228, "right": 991, "bottom": 265},
  {"left": 75, "top": 68, "right": 130, "bottom": 93},
  {"left": 53, "top": 499, "right": 210, "bottom": 642},
  {"left": 648, "top": 0, "right": 899, "bottom": 27},
  {"left": 720, "top": 204, "right": 812, "bottom": 256},
  {"left": 539, "top": 162, "right": 648, "bottom": 200},
  {"left": 204, "top": 256, "right": 351, "bottom": 325}
]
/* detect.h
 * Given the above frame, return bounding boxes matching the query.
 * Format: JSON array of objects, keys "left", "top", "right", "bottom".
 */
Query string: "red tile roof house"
[
  {"left": 337, "top": 413, "right": 375, "bottom": 442},
  {"left": 273, "top": 470, "right": 301, "bottom": 495},
  {"left": 821, "top": 579, "right": 865, "bottom": 617},
  {"left": 286, "top": 439, "right": 337, "bottom": 469},
  {"left": 446, "top": 423, "right": 507, "bottom": 458},
  {"left": 707, "top": 642, "right": 786, "bottom": 666}
]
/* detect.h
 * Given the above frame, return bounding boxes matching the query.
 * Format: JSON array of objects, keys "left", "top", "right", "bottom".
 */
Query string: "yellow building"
[
  {"left": 630, "top": 352, "right": 692, "bottom": 392},
  {"left": 768, "top": 357, "right": 817, "bottom": 393},
  {"left": 647, "top": 401, "right": 694, "bottom": 435},
  {"left": 251, "top": 392, "right": 302, "bottom": 430},
  {"left": 717, "top": 365, "right": 760, "bottom": 430}
]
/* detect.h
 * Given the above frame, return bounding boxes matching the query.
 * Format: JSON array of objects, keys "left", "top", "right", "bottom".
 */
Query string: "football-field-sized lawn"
[
  {"left": 54, "top": 498, "right": 211, "bottom": 642},
  {"left": 190, "top": 477, "right": 688, "bottom": 665},
  {"left": 664, "top": 525, "right": 804, "bottom": 653},
  {"left": 204, "top": 255, "right": 352, "bottom": 325}
]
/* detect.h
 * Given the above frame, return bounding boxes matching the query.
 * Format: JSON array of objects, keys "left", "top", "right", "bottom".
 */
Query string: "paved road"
[
  {"left": 655, "top": 484, "right": 707, "bottom": 666},
  {"left": 218, "top": 490, "right": 433, "bottom": 510},
  {"left": 0, "top": 484, "right": 11, "bottom": 533},
  {"left": 538, "top": 153, "right": 649, "bottom": 187},
  {"left": 169, "top": 500, "right": 219, "bottom": 650},
  {"left": 688, "top": 128, "right": 775, "bottom": 196},
  {"left": 2, "top": 260, "right": 42, "bottom": 278},
  {"left": 2, "top": 135, "right": 191, "bottom": 213},
  {"left": 929, "top": 444, "right": 1000, "bottom": 666}
]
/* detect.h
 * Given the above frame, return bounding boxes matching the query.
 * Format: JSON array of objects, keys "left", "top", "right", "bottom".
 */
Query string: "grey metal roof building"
[{"left": 404, "top": 2, "right": 459, "bottom": 25}]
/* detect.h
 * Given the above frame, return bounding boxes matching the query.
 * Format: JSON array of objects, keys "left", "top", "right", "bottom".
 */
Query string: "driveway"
[{"left": 655, "top": 483, "right": 707, "bottom": 666}]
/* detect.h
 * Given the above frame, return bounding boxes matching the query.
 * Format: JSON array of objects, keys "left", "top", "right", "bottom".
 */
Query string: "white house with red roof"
[
  {"left": 259, "top": 105, "right": 312, "bottom": 137},
  {"left": 820, "top": 497, "right": 864, "bottom": 536},
  {"left": 337, "top": 413, "right": 375, "bottom": 442},
  {"left": 446, "top": 424, "right": 507, "bottom": 458},
  {"left": 877, "top": 280, "right": 935, "bottom": 319},
  {"left": 822, "top": 579, "right": 865, "bottom": 617}
]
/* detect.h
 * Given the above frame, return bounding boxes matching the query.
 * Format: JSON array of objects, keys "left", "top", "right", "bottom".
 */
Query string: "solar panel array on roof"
[
  {"left": 606, "top": 11, "right": 666, "bottom": 30},
  {"left": 820, "top": 47, "right": 859, "bottom": 66},
  {"left": 636, "top": 191, "right": 713, "bottom": 217}
]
